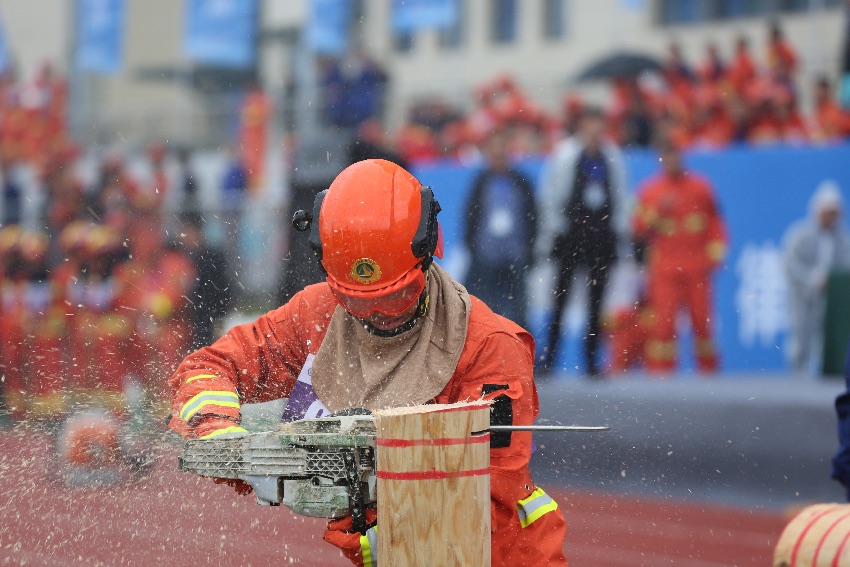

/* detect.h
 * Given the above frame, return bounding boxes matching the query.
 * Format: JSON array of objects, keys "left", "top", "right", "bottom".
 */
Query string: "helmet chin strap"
[{"left": 357, "top": 291, "right": 430, "bottom": 338}]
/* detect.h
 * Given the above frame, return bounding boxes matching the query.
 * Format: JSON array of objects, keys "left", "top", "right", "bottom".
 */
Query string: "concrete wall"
[{"left": 0, "top": 0, "right": 71, "bottom": 80}]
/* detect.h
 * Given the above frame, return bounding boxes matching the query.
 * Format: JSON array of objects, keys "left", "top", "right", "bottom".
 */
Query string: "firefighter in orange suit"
[
  {"left": 72, "top": 226, "right": 135, "bottom": 413},
  {"left": 124, "top": 232, "right": 196, "bottom": 392},
  {"left": 633, "top": 142, "right": 727, "bottom": 373},
  {"left": 20, "top": 230, "right": 68, "bottom": 419},
  {"left": 168, "top": 160, "right": 568, "bottom": 566},
  {"left": 0, "top": 225, "right": 28, "bottom": 418}
]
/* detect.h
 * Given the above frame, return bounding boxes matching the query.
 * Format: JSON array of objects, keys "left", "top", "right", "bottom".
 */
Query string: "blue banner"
[
  {"left": 306, "top": 0, "right": 352, "bottom": 56},
  {"left": 183, "top": 0, "right": 257, "bottom": 68},
  {"left": 412, "top": 143, "right": 850, "bottom": 373},
  {"left": 392, "top": 0, "right": 458, "bottom": 32},
  {"left": 0, "top": 12, "right": 10, "bottom": 74},
  {"left": 75, "top": 0, "right": 125, "bottom": 75}
]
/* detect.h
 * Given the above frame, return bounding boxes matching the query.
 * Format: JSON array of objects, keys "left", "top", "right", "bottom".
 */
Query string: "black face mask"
[{"left": 356, "top": 292, "right": 429, "bottom": 338}]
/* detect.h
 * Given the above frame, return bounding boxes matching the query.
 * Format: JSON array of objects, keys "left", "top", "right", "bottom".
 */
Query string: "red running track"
[{"left": 0, "top": 428, "right": 788, "bottom": 566}]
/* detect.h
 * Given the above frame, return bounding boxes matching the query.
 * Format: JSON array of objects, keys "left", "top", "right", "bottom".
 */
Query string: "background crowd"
[
  {"left": 384, "top": 22, "right": 850, "bottom": 163},
  {"left": 0, "top": 16, "right": 849, "bottom": 422}
]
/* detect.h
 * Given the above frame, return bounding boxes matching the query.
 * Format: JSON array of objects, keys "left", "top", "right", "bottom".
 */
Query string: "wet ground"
[{"left": 0, "top": 373, "right": 838, "bottom": 565}]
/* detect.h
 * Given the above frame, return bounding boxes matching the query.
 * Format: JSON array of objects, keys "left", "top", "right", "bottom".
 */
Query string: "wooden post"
[
  {"left": 774, "top": 503, "right": 850, "bottom": 566},
  {"left": 374, "top": 401, "right": 491, "bottom": 566}
]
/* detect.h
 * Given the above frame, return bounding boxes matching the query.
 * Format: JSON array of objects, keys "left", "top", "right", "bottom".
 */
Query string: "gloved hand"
[
  {"left": 192, "top": 415, "right": 252, "bottom": 496},
  {"left": 212, "top": 476, "right": 254, "bottom": 496},
  {"left": 323, "top": 509, "right": 378, "bottom": 567}
]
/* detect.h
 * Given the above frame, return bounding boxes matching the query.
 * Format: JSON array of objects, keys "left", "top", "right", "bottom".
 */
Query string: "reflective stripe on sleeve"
[
  {"left": 179, "top": 390, "right": 241, "bottom": 422},
  {"left": 360, "top": 525, "right": 378, "bottom": 567},
  {"left": 185, "top": 374, "right": 218, "bottom": 384},
  {"left": 517, "top": 487, "right": 559, "bottom": 528},
  {"left": 199, "top": 426, "right": 248, "bottom": 439}
]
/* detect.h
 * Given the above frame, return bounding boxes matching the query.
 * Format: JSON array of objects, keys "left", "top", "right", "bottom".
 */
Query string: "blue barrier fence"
[{"left": 411, "top": 143, "right": 850, "bottom": 373}]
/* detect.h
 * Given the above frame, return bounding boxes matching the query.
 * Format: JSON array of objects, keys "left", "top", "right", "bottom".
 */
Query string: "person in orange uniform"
[
  {"left": 812, "top": 76, "right": 850, "bottom": 142},
  {"left": 727, "top": 36, "right": 757, "bottom": 97},
  {"left": 168, "top": 159, "right": 568, "bottom": 566},
  {"left": 19, "top": 230, "right": 68, "bottom": 419},
  {"left": 72, "top": 226, "right": 135, "bottom": 413},
  {"left": 124, "top": 231, "right": 196, "bottom": 391},
  {"left": 766, "top": 21, "right": 798, "bottom": 78},
  {"left": 0, "top": 225, "right": 28, "bottom": 418},
  {"left": 633, "top": 141, "right": 727, "bottom": 373}
]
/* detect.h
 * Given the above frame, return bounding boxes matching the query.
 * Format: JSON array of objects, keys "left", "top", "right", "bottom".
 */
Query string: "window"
[
  {"left": 491, "top": 0, "right": 517, "bottom": 44},
  {"left": 657, "top": 0, "right": 843, "bottom": 25},
  {"left": 439, "top": 0, "right": 466, "bottom": 49},
  {"left": 542, "top": 0, "right": 566, "bottom": 40}
]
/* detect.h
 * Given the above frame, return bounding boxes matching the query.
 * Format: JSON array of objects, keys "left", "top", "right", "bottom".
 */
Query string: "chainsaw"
[{"left": 178, "top": 412, "right": 607, "bottom": 533}]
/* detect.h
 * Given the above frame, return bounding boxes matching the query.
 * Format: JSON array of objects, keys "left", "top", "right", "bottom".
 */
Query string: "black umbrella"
[{"left": 575, "top": 52, "right": 664, "bottom": 82}]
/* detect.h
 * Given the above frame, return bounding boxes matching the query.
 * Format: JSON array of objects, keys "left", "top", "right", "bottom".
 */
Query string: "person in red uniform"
[
  {"left": 19, "top": 229, "right": 68, "bottom": 419},
  {"left": 727, "top": 36, "right": 757, "bottom": 97},
  {"left": 71, "top": 226, "right": 135, "bottom": 413},
  {"left": 123, "top": 229, "right": 196, "bottom": 393},
  {"left": 812, "top": 76, "right": 850, "bottom": 142},
  {"left": 0, "top": 225, "right": 28, "bottom": 418},
  {"left": 168, "top": 159, "right": 568, "bottom": 566},
  {"left": 633, "top": 141, "right": 727, "bottom": 373},
  {"left": 766, "top": 21, "right": 798, "bottom": 78}
]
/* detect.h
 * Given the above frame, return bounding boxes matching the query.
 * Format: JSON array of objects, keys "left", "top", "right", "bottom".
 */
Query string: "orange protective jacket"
[
  {"left": 633, "top": 171, "right": 727, "bottom": 274},
  {"left": 170, "top": 282, "right": 568, "bottom": 566}
]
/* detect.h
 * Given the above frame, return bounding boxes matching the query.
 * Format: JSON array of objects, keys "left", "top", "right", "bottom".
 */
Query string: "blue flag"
[
  {"left": 183, "top": 0, "right": 257, "bottom": 68},
  {"left": 392, "top": 0, "right": 457, "bottom": 32},
  {"left": 306, "top": 0, "right": 352, "bottom": 55},
  {"left": 0, "top": 12, "right": 10, "bottom": 74},
  {"left": 75, "top": 0, "right": 125, "bottom": 75}
]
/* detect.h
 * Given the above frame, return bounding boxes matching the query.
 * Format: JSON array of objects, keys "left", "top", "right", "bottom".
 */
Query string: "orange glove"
[
  {"left": 212, "top": 477, "right": 254, "bottom": 496},
  {"left": 323, "top": 509, "right": 378, "bottom": 567}
]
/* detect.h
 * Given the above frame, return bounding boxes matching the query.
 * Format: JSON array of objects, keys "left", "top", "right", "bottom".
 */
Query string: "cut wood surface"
[
  {"left": 375, "top": 401, "right": 491, "bottom": 566},
  {"left": 774, "top": 503, "right": 850, "bottom": 567}
]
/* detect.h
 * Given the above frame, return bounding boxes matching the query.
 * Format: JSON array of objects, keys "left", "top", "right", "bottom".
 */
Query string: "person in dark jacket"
[
  {"left": 831, "top": 341, "right": 850, "bottom": 499},
  {"left": 537, "top": 108, "right": 628, "bottom": 377},
  {"left": 463, "top": 127, "right": 536, "bottom": 329},
  {"left": 178, "top": 212, "right": 234, "bottom": 350}
]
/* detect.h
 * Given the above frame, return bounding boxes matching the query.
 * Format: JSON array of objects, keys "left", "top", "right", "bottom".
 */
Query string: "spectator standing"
[
  {"left": 1, "top": 158, "right": 23, "bottom": 224},
  {"left": 220, "top": 147, "right": 248, "bottom": 271},
  {"left": 812, "top": 77, "right": 850, "bottom": 141},
  {"left": 698, "top": 42, "right": 726, "bottom": 84},
  {"left": 766, "top": 21, "right": 798, "bottom": 78},
  {"left": 633, "top": 140, "right": 727, "bottom": 374},
  {"left": 178, "top": 212, "right": 233, "bottom": 351},
  {"left": 727, "top": 36, "right": 757, "bottom": 97},
  {"left": 831, "top": 340, "right": 850, "bottom": 499},
  {"left": 782, "top": 182, "right": 850, "bottom": 376},
  {"left": 537, "top": 108, "right": 628, "bottom": 376},
  {"left": 177, "top": 148, "right": 198, "bottom": 213},
  {"left": 463, "top": 127, "right": 536, "bottom": 329}
]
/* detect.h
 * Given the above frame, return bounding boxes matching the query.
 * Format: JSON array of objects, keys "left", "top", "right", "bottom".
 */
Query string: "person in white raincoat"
[{"left": 782, "top": 181, "right": 850, "bottom": 375}]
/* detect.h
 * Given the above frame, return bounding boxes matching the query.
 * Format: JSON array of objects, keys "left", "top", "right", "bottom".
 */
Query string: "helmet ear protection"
[{"left": 292, "top": 185, "right": 442, "bottom": 273}]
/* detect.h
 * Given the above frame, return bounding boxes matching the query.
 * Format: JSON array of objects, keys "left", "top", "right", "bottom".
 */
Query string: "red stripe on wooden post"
[
  {"left": 376, "top": 434, "right": 490, "bottom": 448},
  {"left": 376, "top": 467, "right": 491, "bottom": 481}
]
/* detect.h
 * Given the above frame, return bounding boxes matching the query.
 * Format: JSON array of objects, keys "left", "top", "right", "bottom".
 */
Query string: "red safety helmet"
[
  {"left": 294, "top": 159, "right": 443, "bottom": 318},
  {"left": 19, "top": 230, "right": 49, "bottom": 265},
  {"left": 58, "top": 220, "right": 93, "bottom": 254},
  {"left": 84, "top": 225, "right": 122, "bottom": 258}
]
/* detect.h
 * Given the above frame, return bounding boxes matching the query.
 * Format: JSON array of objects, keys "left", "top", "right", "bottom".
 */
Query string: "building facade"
[{"left": 0, "top": 0, "right": 845, "bottom": 146}]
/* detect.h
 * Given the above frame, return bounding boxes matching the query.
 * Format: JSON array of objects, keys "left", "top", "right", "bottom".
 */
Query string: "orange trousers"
[{"left": 645, "top": 267, "right": 718, "bottom": 373}]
